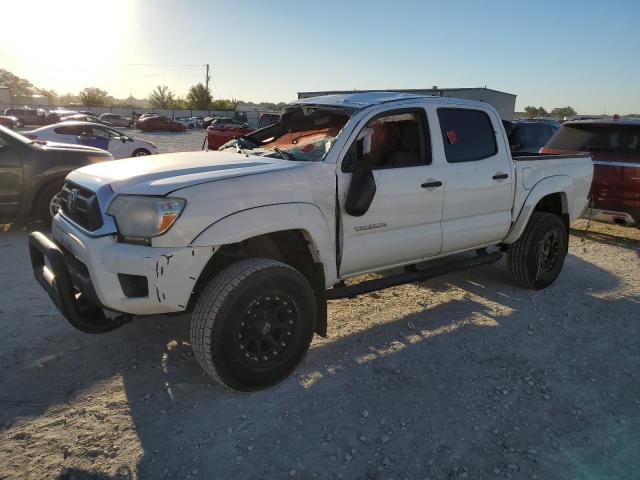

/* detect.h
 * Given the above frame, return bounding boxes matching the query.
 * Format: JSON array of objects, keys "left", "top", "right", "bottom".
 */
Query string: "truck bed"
[
  {"left": 511, "top": 152, "right": 593, "bottom": 226},
  {"left": 511, "top": 152, "right": 592, "bottom": 161}
]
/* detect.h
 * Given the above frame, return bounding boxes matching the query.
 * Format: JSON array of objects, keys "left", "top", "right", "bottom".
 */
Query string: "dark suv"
[
  {"left": 503, "top": 120, "right": 558, "bottom": 155},
  {"left": 0, "top": 125, "right": 112, "bottom": 225},
  {"left": 3, "top": 107, "right": 47, "bottom": 126}
]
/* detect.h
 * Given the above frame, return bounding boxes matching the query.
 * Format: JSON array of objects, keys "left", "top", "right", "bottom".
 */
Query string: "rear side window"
[
  {"left": 54, "top": 125, "right": 82, "bottom": 135},
  {"left": 437, "top": 108, "right": 498, "bottom": 162},
  {"left": 546, "top": 124, "right": 640, "bottom": 154}
]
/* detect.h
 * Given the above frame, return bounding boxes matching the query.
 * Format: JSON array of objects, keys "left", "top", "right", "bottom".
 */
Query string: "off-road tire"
[
  {"left": 508, "top": 212, "right": 568, "bottom": 289},
  {"left": 191, "top": 258, "right": 316, "bottom": 391},
  {"left": 35, "top": 181, "right": 64, "bottom": 229}
]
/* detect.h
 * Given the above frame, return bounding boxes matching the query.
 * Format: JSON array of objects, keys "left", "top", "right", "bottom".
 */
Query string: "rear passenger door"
[
  {"left": 436, "top": 107, "right": 514, "bottom": 253},
  {"left": 53, "top": 125, "right": 83, "bottom": 144}
]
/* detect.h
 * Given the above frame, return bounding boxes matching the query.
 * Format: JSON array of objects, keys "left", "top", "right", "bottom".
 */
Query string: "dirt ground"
[{"left": 0, "top": 218, "right": 638, "bottom": 480}]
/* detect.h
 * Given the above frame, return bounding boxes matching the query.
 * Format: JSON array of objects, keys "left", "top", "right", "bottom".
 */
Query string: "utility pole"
[{"left": 205, "top": 64, "right": 210, "bottom": 93}]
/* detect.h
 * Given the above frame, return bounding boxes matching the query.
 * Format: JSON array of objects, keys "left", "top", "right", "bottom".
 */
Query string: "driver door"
[
  {"left": 0, "top": 134, "right": 24, "bottom": 216},
  {"left": 336, "top": 108, "right": 444, "bottom": 276}
]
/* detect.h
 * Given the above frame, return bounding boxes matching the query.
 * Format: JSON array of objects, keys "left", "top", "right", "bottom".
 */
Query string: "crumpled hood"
[{"left": 68, "top": 150, "right": 303, "bottom": 195}]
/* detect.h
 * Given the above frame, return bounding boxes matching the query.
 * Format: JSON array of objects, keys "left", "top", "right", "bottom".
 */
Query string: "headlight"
[{"left": 107, "top": 195, "right": 185, "bottom": 242}]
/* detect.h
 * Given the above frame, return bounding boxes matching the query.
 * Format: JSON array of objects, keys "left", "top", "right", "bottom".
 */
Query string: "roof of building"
[
  {"left": 291, "top": 91, "right": 493, "bottom": 111},
  {"left": 297, "top": 87, "right": 517, "bottom": 98}
]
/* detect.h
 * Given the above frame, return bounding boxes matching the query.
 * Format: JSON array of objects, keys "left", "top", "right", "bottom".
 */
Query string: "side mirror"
[
  {"left": 345, "top": 139, "right": 376, "bottom": 217},
  {"left": 511, "top": 144, "right": 522, "bottom": 152}
]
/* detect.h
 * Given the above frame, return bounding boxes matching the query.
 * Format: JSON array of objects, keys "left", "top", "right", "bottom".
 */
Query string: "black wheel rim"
[
  {"left": 538, "top": 230, "right": 561, "bottom": 272},
  {"left": 234, "top": 291, "right": 298, "bottom": 368}
]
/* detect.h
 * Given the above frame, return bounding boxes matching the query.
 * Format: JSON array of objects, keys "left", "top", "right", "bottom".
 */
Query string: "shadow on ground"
[{"left": 1, "top": 225, "right": 639, "bottom": 479}]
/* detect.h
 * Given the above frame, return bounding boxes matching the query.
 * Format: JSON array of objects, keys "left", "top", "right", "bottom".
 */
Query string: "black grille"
[{"left": 57, "top": 182, "right": 103, "bottom": 231}]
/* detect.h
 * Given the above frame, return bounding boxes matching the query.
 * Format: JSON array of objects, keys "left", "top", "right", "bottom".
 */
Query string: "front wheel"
[
  {"left": 191, "top": 258, "right": 316, "bottom": 391},
  {"left": 132, "top": 148, "right": 150, "bottom": 157},
  {"left": 34, "top": 181, "right": 64, "bottom": 229},
  {"left": 508, "top": 212, "right": 568, "bottom": 289}
]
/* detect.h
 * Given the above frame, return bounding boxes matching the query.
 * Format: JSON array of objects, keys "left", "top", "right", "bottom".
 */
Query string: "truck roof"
[{"left": 291, "top": 91, "right": 493, "bottom": 111}]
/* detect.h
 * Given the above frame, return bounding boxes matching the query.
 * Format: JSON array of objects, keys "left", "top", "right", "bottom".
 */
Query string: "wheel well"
[
  {"left": 30, "top": 175, "right": 67, "bottom": 215},
  {"left": 534, "top": 193, "right": 569, "bottom": 231},
  {"left": 187, "top": 230, "right": 328, "bottom": 336}
]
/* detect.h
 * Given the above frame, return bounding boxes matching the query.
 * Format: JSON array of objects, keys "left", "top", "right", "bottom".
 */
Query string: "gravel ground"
[
  {"left": 0, "top": 219, "right": 638, "bottom": 480},
  {"left": 126, "top": 129, "right": 207, "bottom": 154}
]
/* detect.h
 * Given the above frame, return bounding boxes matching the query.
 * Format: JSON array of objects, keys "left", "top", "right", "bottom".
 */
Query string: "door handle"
[
  {"left": 421, "top": 180, "right": 443, "bottom": 189},
  {"left": 492, "top": 173, "right": 509, "bottom": 180}
]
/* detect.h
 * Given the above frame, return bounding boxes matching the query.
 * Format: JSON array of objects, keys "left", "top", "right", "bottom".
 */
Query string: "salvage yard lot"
[{"left": 0, "top": 220, "right": 638, "bottom": 479}]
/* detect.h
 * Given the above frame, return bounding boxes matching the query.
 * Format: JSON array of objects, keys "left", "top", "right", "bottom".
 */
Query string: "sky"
[{"left": 1, "top": 0, "right": 639, "bottom": 113}]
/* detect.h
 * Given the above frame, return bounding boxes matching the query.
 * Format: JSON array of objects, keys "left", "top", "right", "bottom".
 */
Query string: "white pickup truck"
[{"left": 29, "top": 92, "right": 593, "bottom": 391}]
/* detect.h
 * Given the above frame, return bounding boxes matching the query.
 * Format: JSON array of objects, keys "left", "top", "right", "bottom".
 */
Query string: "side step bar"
[{"left": 327, "top": 251, "right": 502, "bottom": 300}]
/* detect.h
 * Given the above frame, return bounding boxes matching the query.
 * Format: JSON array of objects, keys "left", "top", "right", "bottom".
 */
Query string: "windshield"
[
  {"left": 546, "top": 123, "right": 640, "bottom": 155},
  {"left": 0, "top": 124, "right": 35, "bottom": 145},
  {"left": 219, "top": 106, "right": 351, "bottom": 162}
]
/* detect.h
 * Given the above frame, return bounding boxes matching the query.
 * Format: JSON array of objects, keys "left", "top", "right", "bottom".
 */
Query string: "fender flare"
[
  {"left": 503, "top": 176, "right": 571, "bottom": 244},
  {"left": 190, "top": 202, "right": 338, "bottom": 286}
]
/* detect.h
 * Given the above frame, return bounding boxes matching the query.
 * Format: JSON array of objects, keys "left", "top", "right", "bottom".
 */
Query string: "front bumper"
[{"left": 28, "top": 215, "right": 215, "bottom": 331}]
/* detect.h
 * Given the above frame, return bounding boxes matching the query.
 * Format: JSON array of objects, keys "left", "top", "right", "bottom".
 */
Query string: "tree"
[
  {"left": 210, "top": 99, "right": 232, "bottom": 110},
  {"left": 79, "top": 87, "right": 109, "bottom": 107},
  {"left": 186, "top": 83, "right": 212, "bottom": 110},
  {"left": 550, "top": 106, "right": 577, "bottom": 118},
  {"left": 149, "top": 85, "right": 175, "bottom": 109},
  {"left": 36, "top": 88, "right": 58, "bottom": 105},
  {"left": 524, "top": 106, "right": 548, "bottom": 118},
  {"left": 0, "top": 68, "right": 34, "bottom": 98}
]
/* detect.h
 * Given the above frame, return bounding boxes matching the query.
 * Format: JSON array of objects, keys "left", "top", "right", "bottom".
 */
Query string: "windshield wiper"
[{"left": 272, "top": 145, "right": 293, "bottom": 160}]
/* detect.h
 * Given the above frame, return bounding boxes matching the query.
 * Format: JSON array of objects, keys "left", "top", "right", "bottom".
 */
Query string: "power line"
[{"left": 126, "top": 63, "right": 206, "bottom": 67}]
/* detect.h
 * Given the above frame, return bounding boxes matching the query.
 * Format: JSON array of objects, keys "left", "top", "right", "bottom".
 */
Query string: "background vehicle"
[
  {"left": 173, "top": 116, "right": 197, "bottom": 129},
  {"left": 201, "top": 116, "right": 218, "bottom": 128},
  {"left": 24, "top": 121, "right": 157, "bottom": 158},
  {"left": 3, "top": 107, "right": 46, "bottom": 126},
  {"left": 61, "top": 113, "right": 112, "bottom": 126},
  {"left": 0, "top": 116, "right": 18, "bottom": 129},
  {"left": 257, "top": 112, "right": 280, "bottom": 129},
  {"left": 0, "top": 125, "right": 112, "bottom": 224},
  {"left": 503, "top": 120, "right": 558, "bottom": 155},
  {"left": 138, "top": 115, "right": 186, "bottom": 132},
  {"left": 542, "top": 119, "right": 640, "bottom": 227},
  {"left": 206, "top": 118, "right": 252, "bottom": 149},
  {"left": 99, "top": 113, "right": 134, "bottom": 129},
  {"left": 28, "top": 93, "right": 593, "bottom": 392}
]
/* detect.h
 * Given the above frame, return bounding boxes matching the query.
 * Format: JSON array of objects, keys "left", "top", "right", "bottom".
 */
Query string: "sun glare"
[{"left": 2, "top": 0, "right": 132, "bottom": 87}]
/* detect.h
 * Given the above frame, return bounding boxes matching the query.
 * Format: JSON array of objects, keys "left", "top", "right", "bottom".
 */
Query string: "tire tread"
[
  {"left": 508, "top": 212, "right": 561, "bottom": 289},
  {"left": 190, "top": 258, "right": 300, "bottom": 390}
]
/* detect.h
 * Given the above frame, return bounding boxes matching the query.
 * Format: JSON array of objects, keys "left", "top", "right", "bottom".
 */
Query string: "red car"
[
  {"left": 138, "top": 115, "right": 186, "bottom": 132},
  {"left": 206, "top": 118, "right": 253, "bottom": 149},
  {"left": 0, "top": 116, "right": 18, "bottom": 129},
  {"left": 541, "top": 119, "right": 640, "bottom": 227}
]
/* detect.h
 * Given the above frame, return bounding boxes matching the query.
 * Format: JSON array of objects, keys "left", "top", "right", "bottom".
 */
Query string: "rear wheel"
[
  {"left": 508, "top": 212, "right": 568, "bottom": 289},
  {"left": 191, "top": 258, "right": 316, "bottom": 391}
]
